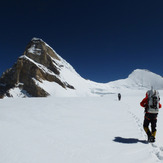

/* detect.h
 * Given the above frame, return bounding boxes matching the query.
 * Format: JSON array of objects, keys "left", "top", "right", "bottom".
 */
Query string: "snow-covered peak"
[
  {"left": 128, "top": 69, "right": 163, "bottom": 90},
  {"left": 129, "top": 69, "right": 155, "bottom": 78},
  {"left": 99, "top": 69, "right": 163, "bottom": 93}
]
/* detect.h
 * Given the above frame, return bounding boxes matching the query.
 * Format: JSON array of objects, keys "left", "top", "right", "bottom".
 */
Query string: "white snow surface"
[{"left": 1, "top": 90, "right": 163, "bottom": 163}]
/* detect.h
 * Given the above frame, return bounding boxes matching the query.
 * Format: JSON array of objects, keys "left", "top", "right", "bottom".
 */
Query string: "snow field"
[{"left": 0, "top": 91, "right": 163, "bottom": 162}]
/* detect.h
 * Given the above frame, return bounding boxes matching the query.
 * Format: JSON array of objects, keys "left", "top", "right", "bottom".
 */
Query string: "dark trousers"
[{"left": 143, "top": 113, "right": 157, "bottom": 133}]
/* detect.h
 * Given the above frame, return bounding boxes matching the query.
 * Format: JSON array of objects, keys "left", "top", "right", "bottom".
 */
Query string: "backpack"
[{"left": 147, "top": 89, "right": 160, "bottom": 113}]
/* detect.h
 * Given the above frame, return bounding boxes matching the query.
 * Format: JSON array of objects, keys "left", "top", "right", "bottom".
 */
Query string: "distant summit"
[
  {"left": 107, "top": 69, "right": 163, "bottom": 90},
  {"left": 0, "top": 38, "right": 163, "bottom": 98},
  {"left": 128, "top": 69, "right": 163, "bottom": 90}
]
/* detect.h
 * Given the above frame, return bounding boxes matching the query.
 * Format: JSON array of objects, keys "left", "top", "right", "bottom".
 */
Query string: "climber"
[
  {"left": 118, "top": 93, "right": 121, "bottom": 101},
  {"left": 140, "top": 88, "right": 161, "bottom": 142}
]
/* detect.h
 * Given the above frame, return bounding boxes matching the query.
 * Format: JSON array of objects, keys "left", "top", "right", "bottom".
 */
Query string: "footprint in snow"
[
  {"left": 160, "top": 147, "right": 163, "bottom": 151},
  {"left": 151, "top": 143, "right": 163, "bottom": 160}
]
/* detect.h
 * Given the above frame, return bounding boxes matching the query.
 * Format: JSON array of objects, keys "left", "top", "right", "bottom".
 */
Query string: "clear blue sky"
[{"left": 0, "top": 0, "right": 163, "bottom": 83}]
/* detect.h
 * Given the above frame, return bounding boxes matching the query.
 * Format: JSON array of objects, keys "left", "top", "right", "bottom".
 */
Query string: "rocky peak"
[
  {"left": 24, "top": 38, "right": 61, "bottom": 75},
  {"left": 25, "top": 37, "right": 60, "bottom": 61},
  {"left": 0, "top": 38, "right": 75, "bottom": 98}
]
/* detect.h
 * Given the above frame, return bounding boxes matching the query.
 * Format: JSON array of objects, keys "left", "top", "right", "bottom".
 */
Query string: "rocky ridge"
[{"left": 0, "top": 38, "right": 74, "bottom": 98}]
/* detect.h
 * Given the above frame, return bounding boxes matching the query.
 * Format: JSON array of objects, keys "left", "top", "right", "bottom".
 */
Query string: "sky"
[{"left": 0, "top": 0, "right": 163, "bottom": 83}]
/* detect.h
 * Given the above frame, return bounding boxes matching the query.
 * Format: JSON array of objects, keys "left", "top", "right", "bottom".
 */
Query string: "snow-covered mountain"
[
  {"left": 107, "top": 69, "right": 163, "bottom": 91},
  {"left": 0, "top": 38, "right": 163, "bottom": 98}
]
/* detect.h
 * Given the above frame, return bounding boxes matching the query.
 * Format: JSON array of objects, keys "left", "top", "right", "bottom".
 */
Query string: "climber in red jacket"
[{"left": 140, "top": 88, "right": 161, "bottom": 142}]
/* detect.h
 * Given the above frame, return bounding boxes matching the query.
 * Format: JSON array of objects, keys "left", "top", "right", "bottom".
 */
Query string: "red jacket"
[{"left": 140, "top": 93, "right": 162, "bottom": 110}]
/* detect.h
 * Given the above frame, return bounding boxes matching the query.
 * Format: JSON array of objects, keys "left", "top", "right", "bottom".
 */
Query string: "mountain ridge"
[{"left": 0, "top": 38, "right": 163, "bottom": 98}]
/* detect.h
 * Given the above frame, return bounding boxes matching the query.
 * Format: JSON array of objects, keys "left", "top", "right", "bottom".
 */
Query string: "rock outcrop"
[{"left": 0, "top": 38, "right": 74, "bottom": 98}]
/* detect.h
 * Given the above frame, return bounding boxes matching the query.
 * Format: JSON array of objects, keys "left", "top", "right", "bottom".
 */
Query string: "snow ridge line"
[{"left": 126, "top": 106, "right": 163, "bottom": 162}]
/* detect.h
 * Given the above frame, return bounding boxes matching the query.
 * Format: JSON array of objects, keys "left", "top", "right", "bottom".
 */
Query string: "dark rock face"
[
  {"left": 0, "top": 38, "right": 74, "bottom": 98},
  {"left": 24, "top": 38, "right": 61, "bottom": 74}
]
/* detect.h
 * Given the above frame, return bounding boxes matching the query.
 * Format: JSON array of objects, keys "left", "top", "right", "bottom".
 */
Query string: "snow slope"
[
  {"left": 7, "top": 68, "right": 163, "bottom": 98},
  {"left": 30, "top": 66, "right": 163, "bottom": 97},
  {"left": 28, "top": 44, "right": 163, "bottom": 95},
  {"left": 4, "top": 38, "right": 163, "bottom": 97},
  {"left": 0, "top": 90, "right": 163, "bottom": 163}
]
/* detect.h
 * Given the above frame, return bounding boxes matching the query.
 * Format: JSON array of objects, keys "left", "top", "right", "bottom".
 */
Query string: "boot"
[
  {"left": 144, "top": 127, "right": 151, "bottom": 141},
  {"left": 152, "top": 131, "right": 156, "bottom": 137},
  {"left": 149, "top": 136, "right": 155, "bottom": 142},
  {"left": 150, "top": 131, "right": 156, "bottom": 142}
]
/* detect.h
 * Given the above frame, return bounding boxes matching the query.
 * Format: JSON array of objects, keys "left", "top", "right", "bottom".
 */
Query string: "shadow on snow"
[{"left": 113, "top": 137, "right": 148, "bottom": 144}]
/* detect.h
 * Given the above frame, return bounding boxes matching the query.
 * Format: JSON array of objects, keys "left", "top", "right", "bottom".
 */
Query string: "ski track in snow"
[{"left": 125, "top": 102, "right": 163, "bottom": 162}]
